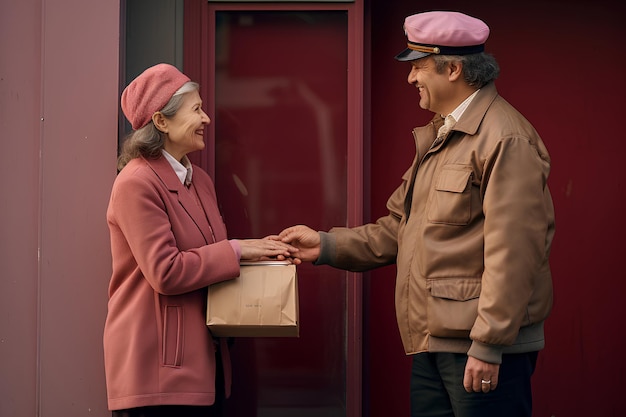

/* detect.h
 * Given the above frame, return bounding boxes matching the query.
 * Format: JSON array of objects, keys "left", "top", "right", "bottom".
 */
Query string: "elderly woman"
[{"left": 104, "top": 63, "right": 296, "bottom": 417}]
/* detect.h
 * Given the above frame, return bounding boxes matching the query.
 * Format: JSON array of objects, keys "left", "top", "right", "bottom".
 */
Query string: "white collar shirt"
[
  {"left": 161, "top": 150, "right": 193, "bottom": 187},
  {"left": 447, "top": 89, "right": 480, "bottom": 123}
]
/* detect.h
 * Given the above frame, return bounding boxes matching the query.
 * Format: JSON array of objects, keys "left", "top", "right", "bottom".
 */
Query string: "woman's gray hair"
[
  {"left": 432, "top": 53, "right": 500, "bottom": 88},
  {"left": 117, "top": 81, "right": 200, "bottom": 171}
]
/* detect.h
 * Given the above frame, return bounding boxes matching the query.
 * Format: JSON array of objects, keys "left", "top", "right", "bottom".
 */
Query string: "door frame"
[{"left": 184, "top": 1, "right": 365, "bottom": 416}]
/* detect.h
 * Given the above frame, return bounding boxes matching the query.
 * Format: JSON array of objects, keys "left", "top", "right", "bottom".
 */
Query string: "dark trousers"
[
  {"left": 112, "top": 405, "right": 218, "bottom": 417},
  {"left": 410, "top": 351, "right": 538, "bottom": 417}
]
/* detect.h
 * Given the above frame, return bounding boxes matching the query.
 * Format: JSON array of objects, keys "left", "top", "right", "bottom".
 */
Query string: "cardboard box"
[{"left": 206, "top": 261, "right": 299, "bottom": 337}]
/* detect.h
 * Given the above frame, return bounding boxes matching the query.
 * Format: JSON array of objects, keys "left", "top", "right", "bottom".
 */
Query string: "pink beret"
[
  {"left": 395, "top": 11, "right": 490, "bottom": 61},
  {"left": 121, "top": 63, "right": 191, "bottom": 130}
]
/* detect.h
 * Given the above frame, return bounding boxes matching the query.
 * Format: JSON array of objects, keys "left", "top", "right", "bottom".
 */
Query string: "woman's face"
[{"left": 162, "top": 90, "right": 211, "bottom": 161}]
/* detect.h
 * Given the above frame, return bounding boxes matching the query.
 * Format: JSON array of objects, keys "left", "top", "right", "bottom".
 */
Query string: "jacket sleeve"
[
  {"left": 108, "top": 172, "right": 240, "bottom": 296},
  {"left": 316, "top": 167, "right": 409, "bottom": 272},
  {"left": 468, "top": 135, "right": 553, "bottom": 360}
]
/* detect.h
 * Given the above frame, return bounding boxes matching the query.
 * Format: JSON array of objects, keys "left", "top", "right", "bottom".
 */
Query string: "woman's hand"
[{"left": 237, "top": 238, "right": 299, "bottom": 262}]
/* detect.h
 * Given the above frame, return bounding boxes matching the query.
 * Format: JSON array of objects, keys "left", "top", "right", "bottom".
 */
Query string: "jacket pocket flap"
[
  {"left": 435, "top": 168, "right": 471, "bottom": 193},
  {"left": 428, "top": 279, "right": 481, "bottom": 301}
]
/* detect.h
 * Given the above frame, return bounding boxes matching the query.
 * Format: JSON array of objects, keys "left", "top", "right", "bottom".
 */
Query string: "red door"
[{"left": 185, "top": 2, "right": 365, "bottom": 416}]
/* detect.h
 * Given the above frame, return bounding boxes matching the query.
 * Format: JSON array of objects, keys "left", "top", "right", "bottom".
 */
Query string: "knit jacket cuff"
[
  {"left": 314, "top": 231, "right": 335, "bottom": 266},
  {"left": 467, "top": 340, "right": 503, "bottom": 364}
]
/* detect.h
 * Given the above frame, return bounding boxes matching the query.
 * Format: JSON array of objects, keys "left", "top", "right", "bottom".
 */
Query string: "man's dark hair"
[{"left": 433, "top": 53, "right": 500, "bottom": 88}]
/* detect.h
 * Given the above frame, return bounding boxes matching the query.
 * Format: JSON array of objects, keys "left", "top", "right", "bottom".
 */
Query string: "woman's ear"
[{"left": 152, "top": 112, "right": 168, "bottom": 133}]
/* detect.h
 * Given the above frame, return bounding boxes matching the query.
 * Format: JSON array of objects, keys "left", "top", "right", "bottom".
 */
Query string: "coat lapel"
[{"left": 146, "top": 156, "right": 214, "bottom": 245}]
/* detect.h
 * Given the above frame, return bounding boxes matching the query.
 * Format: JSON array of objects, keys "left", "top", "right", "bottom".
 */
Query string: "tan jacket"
[{"left": 318, "top": 83, "right": 555, "bottom": 364}]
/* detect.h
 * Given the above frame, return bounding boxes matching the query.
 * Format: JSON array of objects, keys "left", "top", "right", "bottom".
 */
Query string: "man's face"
[{"left": 407, "top": 57, "right": 455, "bottom": 115}]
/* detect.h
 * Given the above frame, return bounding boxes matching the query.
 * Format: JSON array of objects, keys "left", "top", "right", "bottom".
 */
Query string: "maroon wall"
[
  {"left": 367, "top": 0, "right": 626, "bottom": 416},
  {"left": 1, "top": 1, "right": 119, "bottom": 416}
]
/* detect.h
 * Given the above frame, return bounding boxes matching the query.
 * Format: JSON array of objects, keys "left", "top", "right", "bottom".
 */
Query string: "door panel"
[{"left": 213, "top": 10, "right": 349, "bottom": 417}]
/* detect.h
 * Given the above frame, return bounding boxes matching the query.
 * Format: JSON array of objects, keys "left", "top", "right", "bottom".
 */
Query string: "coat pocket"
[
  {"left": 426, "top": 278, "right": 481, "bottom": 338},
  {"left": 162, "top": 305, "right": 184, "bottom": 367},
  {"left": 428, "top": 166, "right": 472, "bottom": 225}
]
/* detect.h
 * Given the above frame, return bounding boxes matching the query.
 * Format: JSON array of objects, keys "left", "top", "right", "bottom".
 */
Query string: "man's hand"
[
  {"left": 277, "top": 225, "right": 321, "bottom": 263},
  {"left": 463, "top": 356, "right": 500, "bottom": 393}
]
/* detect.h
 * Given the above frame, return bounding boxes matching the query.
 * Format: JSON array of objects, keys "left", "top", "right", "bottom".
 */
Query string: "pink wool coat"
[{"left": 104, "top": 155, "right": 240, "bottom": 410}]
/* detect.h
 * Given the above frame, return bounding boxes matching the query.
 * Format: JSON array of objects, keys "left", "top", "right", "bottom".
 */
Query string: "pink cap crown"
[
  {"left": 121, "top": 63, "right": 191, "bottom": 130},
  {"left": 395, "top": 11, "right": 490, "bottom": 61}
]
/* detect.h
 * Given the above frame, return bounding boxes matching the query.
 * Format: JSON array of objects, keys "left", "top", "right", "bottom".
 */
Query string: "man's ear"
[
  {"left": 448, "top": 61, "right": 463, "bottom": 82},
  {"left": 152, "top": 112, "right": 168, "bottom": 133}
]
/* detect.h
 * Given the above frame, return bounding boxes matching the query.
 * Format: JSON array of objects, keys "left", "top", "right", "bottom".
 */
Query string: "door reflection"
[{"left": 214, "top": 10, "right": 349, "bottom": 417}]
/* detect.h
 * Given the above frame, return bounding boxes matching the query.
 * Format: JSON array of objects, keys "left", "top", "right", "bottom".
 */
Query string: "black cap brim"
[{"left": 394, "top": 48, "right": 430, "bottom": 61}]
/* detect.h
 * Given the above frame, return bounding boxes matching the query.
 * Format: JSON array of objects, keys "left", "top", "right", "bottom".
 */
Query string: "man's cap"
[
  {"left": 121, "top": 63, "right": 191, "bottom": 130},
  {"left": 395, "top": 11, "right": 490, "bottom": 62}
]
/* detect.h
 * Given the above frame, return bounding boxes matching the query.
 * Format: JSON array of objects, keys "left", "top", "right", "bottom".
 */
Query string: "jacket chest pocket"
[{"left": 428, "top": 166, "right": 473, "bottom": 225}]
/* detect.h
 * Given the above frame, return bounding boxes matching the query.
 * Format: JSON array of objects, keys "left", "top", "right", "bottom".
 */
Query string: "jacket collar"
[
  {"left": 451, "top": 82, "right": 498, "bottom": 136},
  {"left": 412, "top": 82, "right": 499, "bottom": 155},
  {"left": 142, "top": 154, "right": 184, "bottom": 191}
]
